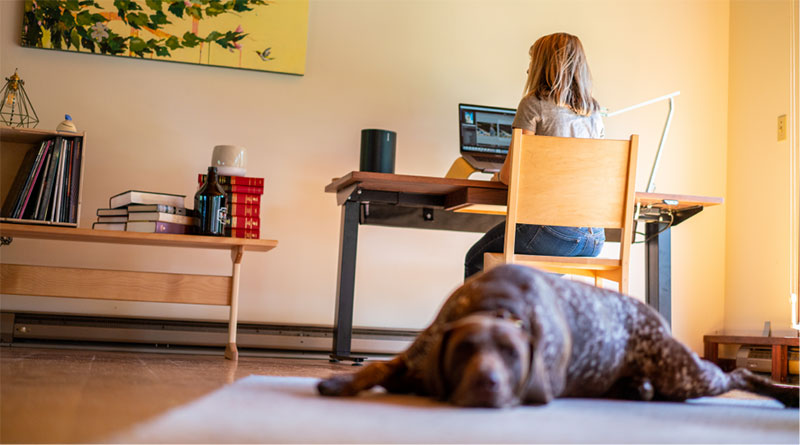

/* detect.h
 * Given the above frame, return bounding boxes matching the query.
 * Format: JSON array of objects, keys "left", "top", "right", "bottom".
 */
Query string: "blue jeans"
[{"left": 464, "top": 223, "right": 605, "bottom": 279}]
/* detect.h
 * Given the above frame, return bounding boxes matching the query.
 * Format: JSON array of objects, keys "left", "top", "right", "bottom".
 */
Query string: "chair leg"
[
  {"left": 619, "top": 267, "right": 629, "bottom": 294},
  {"left": 594, "top": 274, "right": 602, "bottom": 288}
]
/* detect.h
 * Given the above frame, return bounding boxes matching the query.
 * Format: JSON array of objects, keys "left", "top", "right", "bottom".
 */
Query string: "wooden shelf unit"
[
  {"left": 0, "top": 126, "right": 86, "bottom": 227},
  {"left": 0, "top": 222, "right": 278, "bottom": 360},
  {"left": 704, "top": 334, "right": 799, "bottom": 383}
]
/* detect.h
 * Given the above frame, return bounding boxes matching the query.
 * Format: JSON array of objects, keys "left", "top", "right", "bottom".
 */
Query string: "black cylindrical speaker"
[{"left": 360, "top": 129, "right": 396, "bottom": 173}]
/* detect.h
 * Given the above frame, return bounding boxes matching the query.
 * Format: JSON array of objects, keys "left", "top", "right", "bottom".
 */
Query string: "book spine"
[
  {"left": 1, "top": 144, "right": 40, "bottom": 217},
  {"left": 18, "top": 141, "right": 50, "bottom": 219},
  {"left": 228, "top": 203, "right": 260, "bottom": 217},
  {"left": 127, "top": 204, "right": 187, "bottom": 215},
  {"left": 226, "top": 193, "right": 261, "bottom": 205},
  {"left": 52, "top": 140, "right": 66, "bottom": 222},
  {"left": 60, "top": 140, "right": 73, "bottom": 222},
  {"left": 198, "top": 174, "right": 264, "bottom": 187},
  {"left": 154, "top": 221, "right": 193, "bottom": 234},
  {"left": 38, "top": 137, "right": 62, "bottom": 221},
  {"left": 223, "top": 184, "right": 263, "bottom": 194},
  {"left": 225, "top": 227, "right": 260, "bottom": 239},
  {"left": 32, "top": 149, "right": 53, "bottom": 220},
  {"left": 68, "top": 138, "right": 82, "bottom": 223},
  {"left": 228, "top": 216, "right": 259, "bottom": 229}
]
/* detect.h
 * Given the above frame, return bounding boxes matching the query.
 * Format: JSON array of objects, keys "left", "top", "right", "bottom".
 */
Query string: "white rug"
[{"left": 112, "top": 375, "right": 799, "bottom": 444}]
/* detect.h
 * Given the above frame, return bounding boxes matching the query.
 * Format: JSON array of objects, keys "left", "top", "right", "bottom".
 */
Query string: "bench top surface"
[{"left": 0, "top": 223, "right": 277, "bottom": 252}]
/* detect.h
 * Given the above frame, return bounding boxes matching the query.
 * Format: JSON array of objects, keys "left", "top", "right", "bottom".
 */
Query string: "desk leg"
[
  {"left": 645, "top": 222, "right": 671, "bottom": 327},
  {"left": 330, "top": 198, "right": 365, "bottom": 364},
  {"left": 225, "top": 246, "right": 244, "bottom": 361}
]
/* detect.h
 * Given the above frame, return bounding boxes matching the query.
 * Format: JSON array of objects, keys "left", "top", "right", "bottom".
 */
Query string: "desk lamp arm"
[{"left": 603, "top": 91, "right": 680, "bottom": 193}]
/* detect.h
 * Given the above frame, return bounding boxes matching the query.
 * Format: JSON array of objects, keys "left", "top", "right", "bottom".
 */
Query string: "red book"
[
  {"left": 226, "top": 227, "right": 259, "bottom": 239},
  {"left": 228, "top": 203, "right": 259, "bottom": 217},
  {"left": 221, "top": 184, "right": 263, "bottom": 194},
  {"left": 229, "top": 216, "right": 259, "bottom": 229},
  {"left": 227, "top": 193, "right": 260, "bottom": 205},
  {"left": 198, "top": 174, "right": 264, "bottom": 187}
]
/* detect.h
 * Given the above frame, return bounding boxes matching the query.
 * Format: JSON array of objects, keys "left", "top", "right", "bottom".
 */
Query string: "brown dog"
[{"left": 318, "top": 265, "right": 799, "bottom": 408}]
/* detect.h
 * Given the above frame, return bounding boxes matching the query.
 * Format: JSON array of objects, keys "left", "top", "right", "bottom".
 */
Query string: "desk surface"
[
  {"left": 0, "top": 223, "right": 278, "bottom": 252},
  {"left": 326, "top": 171, "right": 723, "bottom": 211}
]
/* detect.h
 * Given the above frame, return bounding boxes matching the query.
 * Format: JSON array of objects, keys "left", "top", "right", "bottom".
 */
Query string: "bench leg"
[
  {"left": 225, "top": 246, "right": 244, "bottom": 360},
  {"left": 772, "top": 344, "right": 788, "bottom": 383}
]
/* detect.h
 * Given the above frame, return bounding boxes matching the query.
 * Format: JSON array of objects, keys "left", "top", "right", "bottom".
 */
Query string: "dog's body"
[{"left": 318, "top": 265, "right": 798, "bottom": 408}]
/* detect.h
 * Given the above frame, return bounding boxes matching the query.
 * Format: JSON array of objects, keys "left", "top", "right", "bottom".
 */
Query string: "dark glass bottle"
[{"left": 195, "top": 167, "right": 227, "bottom": 236}]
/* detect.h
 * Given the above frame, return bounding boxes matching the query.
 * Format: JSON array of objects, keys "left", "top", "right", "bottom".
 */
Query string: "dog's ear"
[
  {"left": 423, "top": 324, "right": 456, "bottom": 400},
  {"left": 523, "top": 340, "right": 554, "bottom": 404}
]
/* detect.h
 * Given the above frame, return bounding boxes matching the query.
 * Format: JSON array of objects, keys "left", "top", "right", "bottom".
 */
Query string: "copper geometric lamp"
[{"left": 0, "top": 69, "right": 39, "bottom": 128}]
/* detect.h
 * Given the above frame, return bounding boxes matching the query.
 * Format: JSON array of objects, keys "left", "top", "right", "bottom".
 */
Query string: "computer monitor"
[{"left": 459, "top": 103, "right": 516, "bottom": 172}]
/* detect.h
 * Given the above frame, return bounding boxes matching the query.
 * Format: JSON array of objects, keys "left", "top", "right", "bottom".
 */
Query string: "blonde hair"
[{"left": 523, "top": 33, "right": 599, "bottom": 116}]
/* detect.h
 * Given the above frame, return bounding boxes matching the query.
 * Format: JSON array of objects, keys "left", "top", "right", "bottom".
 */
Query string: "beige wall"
[
  {"left": 0, "top": 0, "right": 731, "bottom": 353},
  {"left": 725, "top": 0, "right": 795, "bottom": 336}
]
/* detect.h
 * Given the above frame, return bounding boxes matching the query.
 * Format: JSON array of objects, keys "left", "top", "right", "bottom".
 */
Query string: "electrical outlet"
[{"left": 778, "top": 114, "right": 787, "bottom": 141}]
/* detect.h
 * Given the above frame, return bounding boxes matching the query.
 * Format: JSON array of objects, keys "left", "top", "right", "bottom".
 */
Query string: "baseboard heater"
[
  {"left": 736, "top": 345, "right": 800, "bottom": 375},
  {"left": 0, "top": 312, "right": 417, "bottom": 356}
]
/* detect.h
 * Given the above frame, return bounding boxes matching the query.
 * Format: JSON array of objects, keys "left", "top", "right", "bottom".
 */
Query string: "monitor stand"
[{"left": 445, "top": 156, "right": 479, "bottom": 179}]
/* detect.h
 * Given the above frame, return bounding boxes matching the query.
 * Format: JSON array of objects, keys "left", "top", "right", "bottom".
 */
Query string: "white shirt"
[{"left": 512, "top": 95, "right": 604, "bottom": 139}]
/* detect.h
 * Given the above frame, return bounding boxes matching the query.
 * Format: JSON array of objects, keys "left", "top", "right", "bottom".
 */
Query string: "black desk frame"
[{"left": 331, "top": 186, "right": 704, "bottom": 363}]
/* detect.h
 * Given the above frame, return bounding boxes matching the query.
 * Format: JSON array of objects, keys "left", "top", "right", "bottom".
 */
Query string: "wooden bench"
[
  {"left": 704, "top": 334, "right": 799, "bottom": 383},
  {"left": 0, "top": 222, "right": 277, "bottom": 360}
]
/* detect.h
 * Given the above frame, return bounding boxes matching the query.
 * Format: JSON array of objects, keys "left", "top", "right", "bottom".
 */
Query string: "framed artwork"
[{"left": 21, "top": 0, "right": 309, "bottom": 75}]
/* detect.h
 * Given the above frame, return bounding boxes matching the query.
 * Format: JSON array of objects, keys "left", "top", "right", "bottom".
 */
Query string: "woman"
[{"left": 464, "top": 32, "right": 607, "bottom": 279}]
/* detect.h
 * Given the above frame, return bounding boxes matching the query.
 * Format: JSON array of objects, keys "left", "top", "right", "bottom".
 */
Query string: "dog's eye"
[
  {"left": 452, "top": 340, "right": 478, "bottom": 360},
  {"left": 498, "top": 343, "right": 519, "bottom": 359}
]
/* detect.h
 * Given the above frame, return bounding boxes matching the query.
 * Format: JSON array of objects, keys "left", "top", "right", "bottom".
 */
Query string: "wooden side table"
[
  {"left": 0, "top": 223, "right": 278, "bottom": 360},
  {"left": 703, "top": 334, "right": 799, "bottom": 383}
]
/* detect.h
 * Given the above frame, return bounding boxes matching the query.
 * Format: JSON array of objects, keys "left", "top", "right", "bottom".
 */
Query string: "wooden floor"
[{"left": 0, "top": 346, "right": 355, "bottom": 443}]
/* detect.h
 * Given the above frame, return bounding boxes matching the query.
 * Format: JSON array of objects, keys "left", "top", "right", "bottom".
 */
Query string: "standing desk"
[{"left": 325, "top": 171, "right": 722, "bottom": 362}]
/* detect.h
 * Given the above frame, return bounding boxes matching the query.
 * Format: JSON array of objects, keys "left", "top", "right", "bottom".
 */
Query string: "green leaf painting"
[{"left": 21, "top": 0, "right": 309, "bottom": 75}]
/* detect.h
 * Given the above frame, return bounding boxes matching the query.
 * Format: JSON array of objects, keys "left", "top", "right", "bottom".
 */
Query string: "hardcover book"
[
  {"left": 225, "top": 227, "right": 260, "bottom": 239},
  {"left": 97, "top": 215, "right": 128, "bottom": 223},
  {"left": 37, "top": 137, "right": 62, "bottom": 221},
  {"left": 198, "top": 174, "right": 264, "bottom": 187},
  {"left": 228, "top": 215, "right": 259, "bottom": 229},
  {"left": 217, "top": 184, "right": 263, "bottom": 195},
  {"left": 67, "top": 138, "right": 82, "bottom": 223},
  {"left": 227, "top": 193, "right": 261, "bottom": 206},
  {"left": 109, "top": 190, "right": 185, "bottom": 209},
  {"left": 127, "top": 204, "right": 189, "bottom": 215},
  {"left": 13, "top": 140, "right": 51, "bottom": 219},
  {"left": 97, "top": 207, "right": 128, "bottom": 217},
  {"left": 126, "top": 221, "right": 194, "bottom": 234},
  {"left": 92, "top": 221, "right": 126, "bottom": 231},
  {"left": 127, "top": 212, "right": 195, "bottom": 226},
  {"left": 227, "top": 203, "right": 260, "bottom": 217}
]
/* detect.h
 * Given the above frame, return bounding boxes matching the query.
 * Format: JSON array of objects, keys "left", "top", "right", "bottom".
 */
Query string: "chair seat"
[{"left": 485, "top": 252, "right": 621, "bottom": 270}]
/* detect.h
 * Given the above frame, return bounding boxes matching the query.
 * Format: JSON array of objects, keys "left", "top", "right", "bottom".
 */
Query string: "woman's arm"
[{"left": 495, "top": 128, "right": 535, "bottom": 184}]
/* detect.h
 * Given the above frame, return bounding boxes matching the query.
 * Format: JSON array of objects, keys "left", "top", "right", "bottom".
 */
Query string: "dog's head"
[{"left": 425, "top": 312, "right": 550, "bottom": 408}]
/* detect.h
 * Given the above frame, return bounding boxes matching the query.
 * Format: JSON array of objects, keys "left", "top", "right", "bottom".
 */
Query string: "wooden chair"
[{"left": 484, "top": 130, "right": 639, "bottom": 293}]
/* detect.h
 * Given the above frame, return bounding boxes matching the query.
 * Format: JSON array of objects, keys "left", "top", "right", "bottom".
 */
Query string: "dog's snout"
[{"left": 476, "top": 367, "right": 502, "bottom": 390}]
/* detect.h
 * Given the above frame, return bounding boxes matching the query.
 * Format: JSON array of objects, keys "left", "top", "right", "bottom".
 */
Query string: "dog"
[{"left": 318, "top": 264, "right": 799, "bottom": 408}]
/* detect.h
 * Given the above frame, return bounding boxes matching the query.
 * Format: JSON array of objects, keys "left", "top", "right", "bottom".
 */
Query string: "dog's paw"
[
  {"left": 317, "top": 375, "right": 359, "bottom": 397},
  {"left": 776, "top": 387, "right": 799, "bottom": 409}
]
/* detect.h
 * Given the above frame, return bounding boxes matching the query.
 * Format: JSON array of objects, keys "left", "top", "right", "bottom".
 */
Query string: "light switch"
[{"left": 778, "top": 114, "right": 787, "bottom": 141}]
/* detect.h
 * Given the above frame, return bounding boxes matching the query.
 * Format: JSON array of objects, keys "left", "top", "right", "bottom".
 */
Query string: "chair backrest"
[{"left": 504, "top": 130, "right": 638, "bottom": 260}]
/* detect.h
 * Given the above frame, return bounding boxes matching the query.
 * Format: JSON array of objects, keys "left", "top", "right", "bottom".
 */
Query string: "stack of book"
[
  {"left": 0, "top": 136, "right": 83, "bottom": 224},
  {"left": 93, "top": 190, "right": 195, "bottom": 234},
  {"left": 198, "top": 174, "right": 263, "bottom": 239}
]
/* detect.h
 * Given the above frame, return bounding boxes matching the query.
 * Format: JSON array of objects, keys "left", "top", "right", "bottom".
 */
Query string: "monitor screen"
[{"left": 459, "top": 103, "right": 516, "bottom": 155}]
